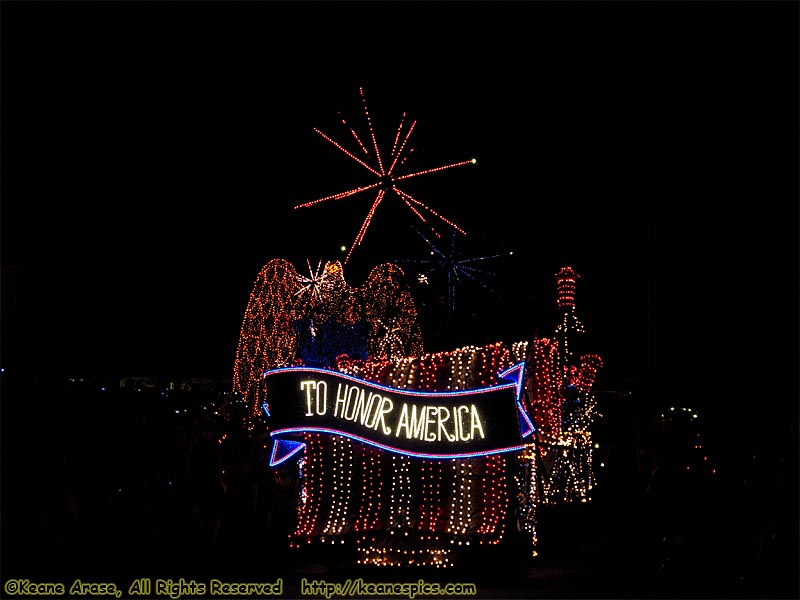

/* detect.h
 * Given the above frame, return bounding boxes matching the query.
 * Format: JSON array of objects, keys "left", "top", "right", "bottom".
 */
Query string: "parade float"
[{"left": 231, "top": 89, "right": 603, "bottom": 568}]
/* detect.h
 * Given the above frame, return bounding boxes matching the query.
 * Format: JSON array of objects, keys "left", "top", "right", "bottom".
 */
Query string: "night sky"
[{"left": 2, "top": 0, "right": 797, "bottom": 430}]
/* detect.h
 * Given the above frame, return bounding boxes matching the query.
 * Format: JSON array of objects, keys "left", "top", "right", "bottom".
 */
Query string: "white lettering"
[
  {"left": 470, "top": 404, "right": 485, "bottom": 440},
  {"left": 437, "top": 407, "right": 455, "bottom": 442},
  {"left": 315, "top": 380, "right": 327, "bottom": 415},
  {"left": 301, "top": 381, "right": 315, "bottom": 416},
  {"left": 424, "top": 406, "right": 437, "bottom": 441},
  {"left": 334, "top": 383, "right": 347, "bottom": 418},
  {"left": 411, "top": 405, "right": 426, "bottom": 439},
  {"left": 393, "top": 402, "right": 485, "bottom": 443},
  {"left": 374, "top": 396, "right": 393, "bottom": 435},
  {"left": 457, "top": 405, "right": 470, "bottom": 441},
  {"left": 359, "top": 392, "right": 378, "bottom": 427},
  {"left": 301, "top": 378, "right": 487, "bottom": 445},
  {"left": 344, "top": 386, "right": 362, "bottom": 421},
  {"left": 301, "top": 380, "right": 328, "bottom": 416}
]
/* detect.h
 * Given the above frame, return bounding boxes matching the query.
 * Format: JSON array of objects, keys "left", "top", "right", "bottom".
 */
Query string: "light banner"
[{"left": 264, "top": 363, "right": 535, "bottom": 465}]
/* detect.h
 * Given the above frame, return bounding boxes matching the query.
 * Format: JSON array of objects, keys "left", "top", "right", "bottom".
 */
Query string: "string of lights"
[
  {"left": 293, "top": 87, "right": 476, "bottom": 265},
  {"left": 233, "top": 256, "right": 602, "bottom": 566}
]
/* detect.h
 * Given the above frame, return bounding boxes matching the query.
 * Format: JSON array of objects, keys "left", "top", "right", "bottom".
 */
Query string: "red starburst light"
[{"left": 294, "top": 87, "right": 477, "bottom": 264}]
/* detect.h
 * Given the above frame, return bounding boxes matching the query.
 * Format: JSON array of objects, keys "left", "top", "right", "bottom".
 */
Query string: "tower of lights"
[
  {"left": 534, "top": 266, "right": 602, "bottom": 504},
  {"left": 554, "top": 266, "right": 585, "bottom": 372}
]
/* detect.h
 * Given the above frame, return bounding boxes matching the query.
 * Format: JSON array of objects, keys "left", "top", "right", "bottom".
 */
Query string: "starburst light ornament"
[
  {"left": 398, "top": 229, "right": 514, "bottom": 319},
  {"left": 294, "top": 87, "right": 476, "bottom": 264},
  {"left": 295, "top": 259, "right": 331, "bottom": 304}
]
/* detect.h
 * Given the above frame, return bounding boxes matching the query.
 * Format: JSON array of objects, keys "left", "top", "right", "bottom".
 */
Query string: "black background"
[
  {"left": 3, "top": 0, "right": 798, "bottom": 441},
  {"left": 1, "top": 1, "right": 798, "bottom": 596}
]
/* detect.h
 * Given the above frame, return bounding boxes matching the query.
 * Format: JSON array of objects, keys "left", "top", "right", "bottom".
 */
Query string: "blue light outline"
[
  {"left": 270, "top": 439, "right": 306, "bottom": 466},
  {"left": 498, "top": 362, "right": 525, "bottom": 399},
  {"left": 517, "top": 402, "right": 535, "bottom": 438},
  {"left": 269, "top": 427, "right": 527, "bottom": 465}
]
